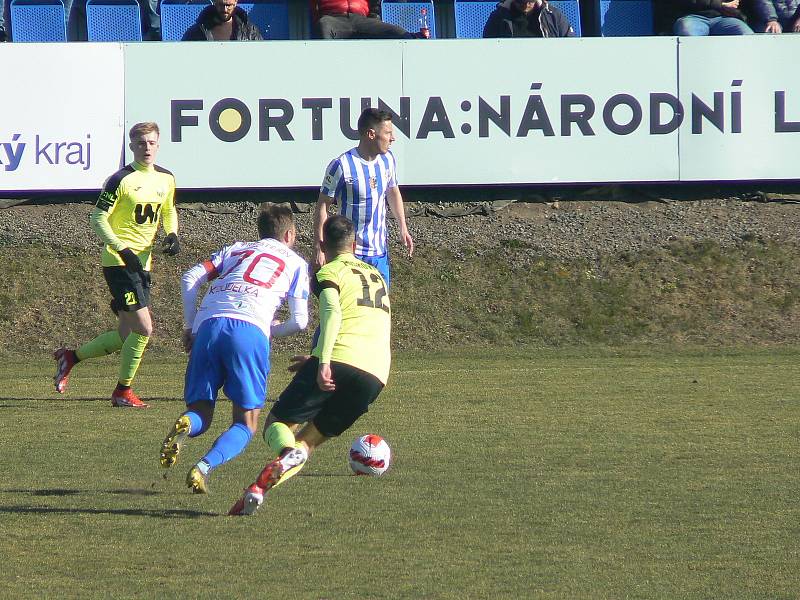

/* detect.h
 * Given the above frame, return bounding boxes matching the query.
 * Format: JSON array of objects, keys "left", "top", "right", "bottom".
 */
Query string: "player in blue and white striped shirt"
[{"left": 314, "top": 108, "right": 413, "bottom": 288}]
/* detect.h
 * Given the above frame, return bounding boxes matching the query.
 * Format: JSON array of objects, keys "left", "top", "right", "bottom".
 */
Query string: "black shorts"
[
  {"left": 103, "top": 266, "right": 151, "bottom": 314},
  {"left": 272, "top": 357, "right": 384, "bottom": 438}
]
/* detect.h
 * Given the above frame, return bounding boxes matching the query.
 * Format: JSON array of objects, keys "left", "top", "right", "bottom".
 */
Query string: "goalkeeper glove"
[
  {"left": 162, "top": 232, "right": 180, "bottom": 256},
  {"left": 118, "top": 248, "right": 143, "bottom": 273}
]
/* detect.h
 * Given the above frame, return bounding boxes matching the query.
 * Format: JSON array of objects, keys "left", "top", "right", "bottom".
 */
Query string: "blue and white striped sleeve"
[{"left": 321, "top": 158, "right": 343, "bottom": 198}]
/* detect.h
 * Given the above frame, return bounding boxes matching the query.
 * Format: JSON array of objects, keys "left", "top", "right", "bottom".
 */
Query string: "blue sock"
[
  {"left": 185, "top": 410, "right": 208, "bottom": 438},
  {"left": 201, "top": 423, "right": 253, "bottom": 471}
]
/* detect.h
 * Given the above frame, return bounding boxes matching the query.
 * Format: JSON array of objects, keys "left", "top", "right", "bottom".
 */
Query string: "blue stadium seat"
[
  {"left": 10, "top": 0, "right": 67, "bottom": 42},
  {"left": 598, "top": 0, "right": 653, "bottom": 36},
  {"left": 161, "top": 0, "right": 211, "bottom": 41},
  {"left": 454, "top": 0, "right": 581, "bottom": 38},
  {"left": 238, "top": 1, "right": 290, "bottom": 39},
  {"left": 453, "top": 0, "right": 495, "bottom": 38},
  {"left": 380, "top": 0, "right": 436, "bottom": 39},
  {"left": 86, "top": 0, "right": 142, "bottom": 41},
  {"left": 548, "top": 0, "right": 581, "bottom": 36}
]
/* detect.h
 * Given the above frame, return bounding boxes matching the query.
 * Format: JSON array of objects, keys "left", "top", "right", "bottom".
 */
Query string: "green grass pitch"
[{"left": 0, "top": 349, "right": 798, "bottom": 599}]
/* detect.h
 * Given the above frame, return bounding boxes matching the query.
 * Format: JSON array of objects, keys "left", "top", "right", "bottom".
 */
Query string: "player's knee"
[{"left": 134, "top": 318, "right": 153, "bottom": 337}]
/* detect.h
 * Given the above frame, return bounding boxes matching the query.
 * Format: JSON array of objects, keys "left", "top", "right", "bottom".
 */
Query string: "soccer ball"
[{"left": 348, "top": 434, "right": 391, "bottom": 476}]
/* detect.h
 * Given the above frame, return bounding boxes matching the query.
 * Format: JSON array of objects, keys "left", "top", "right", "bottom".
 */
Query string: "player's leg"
[
  {"left": 230, "top": 427, "right": 312, "bottom": 516},
  {"left": 109, "top": 269, "right": 152, "bottom": 408},
  {"left": 187, "top": 319, "right": 269, "bottom": 493},
  {"left": 230, "top": 361, "right": 383, "bottom": 516},
  {"left": 53, "top": 331, "right": 124, "bottom": 394},
  {"left": 52, "top": 269, "right": 132, "bottom": 394},
  {"left": 112, "top": 306, "right": 152, "bottom": 407},
  {"left": 163, "top": 319, "right": 222, "bottom": 485},
  {"left": 160, "top": 400, "right": 213, "bottom": 469},
  {"left": 264, "top": 420, "right": 328, "bottom": 490},
  {"left": 229, "top": 357, "right": 330, "bottom": 515}
]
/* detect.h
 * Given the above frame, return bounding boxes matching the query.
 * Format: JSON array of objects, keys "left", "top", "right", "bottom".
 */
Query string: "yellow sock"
[
  {"left": 273, "top": 443, "right": 307, "bottom": 489},
  {"left": 118, "top": 333, "right": 149, "bottom": 386},
  {"left": 264, "top": 422, "right": 296, "bottom": 455},
  {"left": 76, "top": 331, "right": 123, "bottom": 361}
]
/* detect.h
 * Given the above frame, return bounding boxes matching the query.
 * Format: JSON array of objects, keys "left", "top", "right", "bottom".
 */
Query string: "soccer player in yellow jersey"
[
  {"left": 53, "top": 122, "right": 179, "bottom": 408},
  {"left": 229, "top": 215, "right": 391, "bottom": 516}
]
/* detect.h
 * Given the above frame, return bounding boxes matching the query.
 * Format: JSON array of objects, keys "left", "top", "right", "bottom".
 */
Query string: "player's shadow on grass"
[
  {"left": 0, "top": 487, "right": 216, "bottom": 518},
  {"left": 3, "top": 487, "right": 172, "bottom": 498},
  {"left": 1, "top": 488, "right": 82, "bottom": 497},
  {"left": 0, "top": 397, "right": 184, "bottom": 405},
  {"left": 0, "top": 505, "right": 217, "bottom": 519},
  {"left": 0, "top": 397, "right": 120, "bottom": 403}
]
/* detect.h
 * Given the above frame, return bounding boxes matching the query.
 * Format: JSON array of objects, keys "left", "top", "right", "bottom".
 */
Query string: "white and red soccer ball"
[{"left": 348, "top": 434, "right": 391, "bottom": 476}]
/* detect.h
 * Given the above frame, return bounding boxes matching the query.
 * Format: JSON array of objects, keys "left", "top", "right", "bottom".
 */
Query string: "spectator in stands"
[
  {"left": 483, "top": 0, "right": 575, "bottom": 37},
  {"left": 182, "top": 0, "right": 263, "bottom": 40},
  {"left": 672, "top": 0, "right": 753, "bottom": 35},
  {"left": 0, "top": 0, "right": 6, "bottom": 42},
  {"left": 749, "top": 0, "right": 800, "bottom": 32},
  {"left": 312, "top": 0, "right": 429, "bottom": 39},
  {"left": 139, "top": 0, "right": 161, "bottom": 40}
]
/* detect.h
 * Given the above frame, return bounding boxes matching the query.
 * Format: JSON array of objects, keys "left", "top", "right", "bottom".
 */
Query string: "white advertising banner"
[
  {"left": 124, "top": 41, "right": 405, "bottom": 189},
  {"left": 3, "top": 37, "right": 799, "bottom": 191},
  {"left": 124, "top": 38, "right": 679, "bottom": 188},
  {"left": 0, "top": 44, "right": 125, "bottom": 192},
  {"left": 401, "top": 37, "right": 679, "bottom": 184},
  {"left": 677, "top": 35, "right": 800, "bottom": 181}
]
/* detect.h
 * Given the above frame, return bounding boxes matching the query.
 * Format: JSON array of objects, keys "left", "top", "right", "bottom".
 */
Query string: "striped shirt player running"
[
  {"left": 159, "top": 205, "right": 310, "bottom": 494},
  {"left": 314, "top": 107, "right": 413, "bottom": 288}
]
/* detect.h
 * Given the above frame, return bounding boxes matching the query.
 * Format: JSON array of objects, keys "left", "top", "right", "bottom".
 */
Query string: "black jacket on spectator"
[
  {"left": 655, "top": 0, "right": 747, "bottom": 32},
  {"left": 680, "top": 0, "right": 746, "bottom": 18},
  {"left": 483, "top": 0, "right": 575, "bottom": 37},
  {"left": 182, "top": 6, "right": 264, "bottom": 40}
]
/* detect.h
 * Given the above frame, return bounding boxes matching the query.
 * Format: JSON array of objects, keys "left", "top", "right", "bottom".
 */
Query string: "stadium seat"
[
  {"left": 161, "top": 0, "right": 211, "bottom": 41},
  {"left": 86, "top": 0, "right": 142, "bottom": 41},
  {"left": 9, "top": 0, "right": 67, "bottom": 42},
  {"left": 598, "top": 0, "right": 654, "bottom": 36},
  {"left": 380, "top": 0, "right": 436, "bottom": 39},
  {"left": 548, "top": 0, "right": 581, "bottom": 36},
  {"left": 238, "top": 1, "right": 290, "bottom": 39},
  {"left": 453, "top": 0, "right": 495, "bottom": 38}
]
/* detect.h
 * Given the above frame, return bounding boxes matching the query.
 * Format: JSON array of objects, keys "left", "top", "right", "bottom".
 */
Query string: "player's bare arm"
[
  {"left": 386, "top": 186, "right": 413, "bottom": 256},
  {"left": 313, "top": 192, "right": 333, "bottom": 268}
]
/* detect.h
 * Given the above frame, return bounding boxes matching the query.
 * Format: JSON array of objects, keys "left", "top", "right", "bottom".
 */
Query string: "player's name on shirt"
[{"left": 208, "top": 281, "right": 263, "bottom": 296}]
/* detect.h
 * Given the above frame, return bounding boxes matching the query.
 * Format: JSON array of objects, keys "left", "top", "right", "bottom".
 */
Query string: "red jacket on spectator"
[{"left": 311, "top": 0, "right": 381, "bottom": 21}]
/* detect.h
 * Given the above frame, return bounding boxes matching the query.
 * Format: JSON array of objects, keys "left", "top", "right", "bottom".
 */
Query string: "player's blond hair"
[{"left": 129, "top": 122, "right": 160, "bottom": 141}]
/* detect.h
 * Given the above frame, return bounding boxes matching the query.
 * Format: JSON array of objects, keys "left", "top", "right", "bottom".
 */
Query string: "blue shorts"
[
  {"left": 184, "top": 317, "right": 270, "bottom": 410},
  {"left": 356, "top": 252, "right": 390, "bottom": 289}
]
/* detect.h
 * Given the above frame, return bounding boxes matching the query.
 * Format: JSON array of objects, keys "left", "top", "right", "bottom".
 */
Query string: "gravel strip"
[{"left": 0, "top": 198, "right": 798, "bottom": 262}]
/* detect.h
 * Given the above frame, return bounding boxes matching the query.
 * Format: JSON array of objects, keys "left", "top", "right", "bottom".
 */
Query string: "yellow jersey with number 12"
[{"left": 312, "top": 253, "right": 391, "bottom": 384}]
